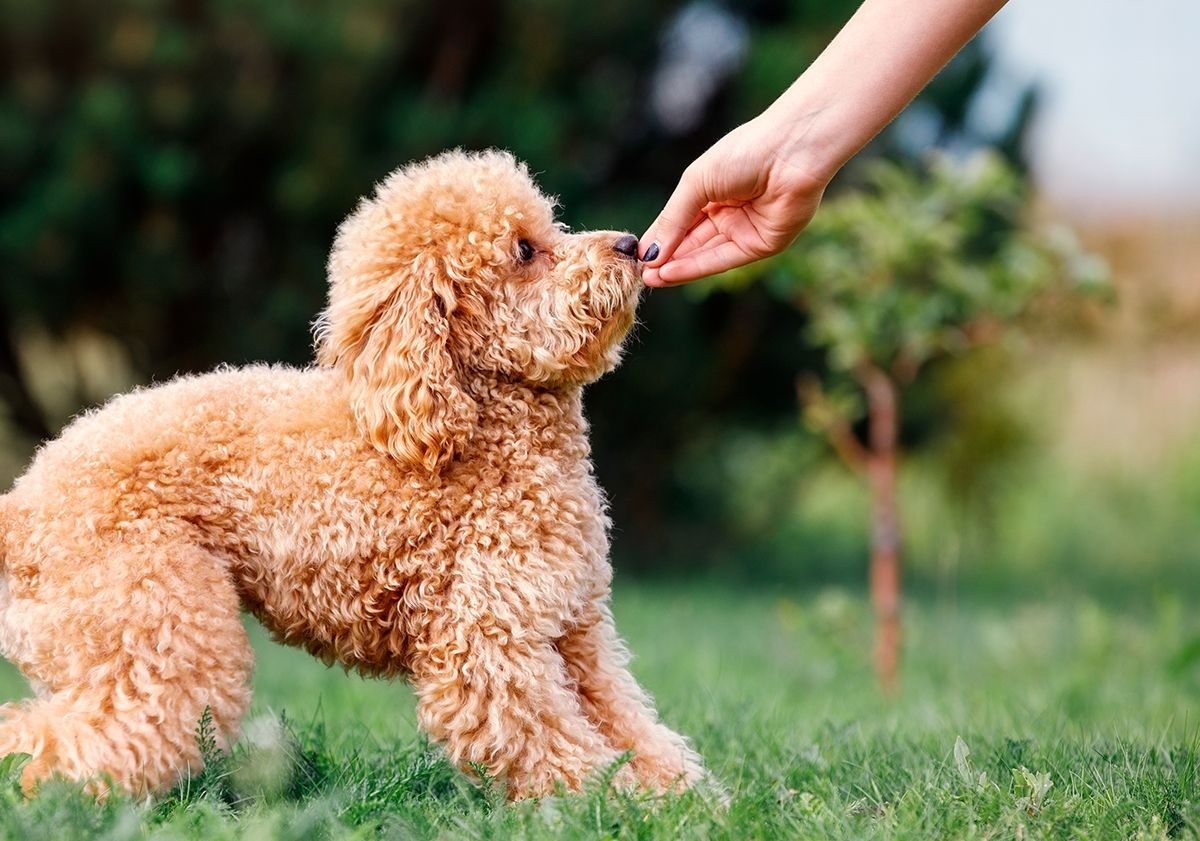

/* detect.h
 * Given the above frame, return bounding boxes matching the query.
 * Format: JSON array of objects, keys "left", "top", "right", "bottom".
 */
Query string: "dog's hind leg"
[
  {"left": 556, "top": 604, "right": 708, "bottom": 794},
  {"left": 412, "top": 628, "right": 632, "bottom": 799},
  {"left": 0, "top": 536, "right": 252, "bottom": 795}
]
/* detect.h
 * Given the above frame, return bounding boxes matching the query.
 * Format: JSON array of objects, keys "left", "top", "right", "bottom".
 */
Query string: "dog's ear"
[{"left": 316, "top": 248, "right": 477, "bottom": 473}]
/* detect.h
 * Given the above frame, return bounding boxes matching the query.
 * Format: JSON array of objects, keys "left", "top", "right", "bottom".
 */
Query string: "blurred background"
[
  {"left": 1, "top": 0, "right": 1197, "bottom": 605},
  {"left": 4, "top": 5, "right": 1200, "bottom": 832}
]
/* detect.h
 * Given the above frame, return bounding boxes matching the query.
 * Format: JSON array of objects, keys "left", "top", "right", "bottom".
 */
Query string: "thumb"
[{"left": 640, "top": 165, "right": 709, "bottom": 265}]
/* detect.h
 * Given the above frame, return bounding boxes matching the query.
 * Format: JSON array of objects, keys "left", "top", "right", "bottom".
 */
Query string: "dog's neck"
[{"left": 469, "top": 377, "right": 588, "bottom": 459}]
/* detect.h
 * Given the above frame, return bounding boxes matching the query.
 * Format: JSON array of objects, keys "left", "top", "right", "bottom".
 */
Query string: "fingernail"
[{"left": 641, "top": 242, "right": 660, "bottom": 262}]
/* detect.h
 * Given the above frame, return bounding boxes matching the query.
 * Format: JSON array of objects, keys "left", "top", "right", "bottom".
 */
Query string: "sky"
[{"left": 987, "top": 0, "right": 1200, "bottom": 218}]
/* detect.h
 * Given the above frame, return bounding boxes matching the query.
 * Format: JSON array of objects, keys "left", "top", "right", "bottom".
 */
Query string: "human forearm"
[{"left": 763, "top": 0, "right": 1009, "bottom": 184}]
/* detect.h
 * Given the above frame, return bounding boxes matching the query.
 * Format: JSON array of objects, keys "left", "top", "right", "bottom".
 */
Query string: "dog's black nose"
[{"left": 612, "top": 234, "right": 639, "bottom": 258}]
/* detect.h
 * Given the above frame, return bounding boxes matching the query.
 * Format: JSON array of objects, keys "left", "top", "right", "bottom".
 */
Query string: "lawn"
[{"left": 1, "top": 582, "right": 1197, "bottom": 839}]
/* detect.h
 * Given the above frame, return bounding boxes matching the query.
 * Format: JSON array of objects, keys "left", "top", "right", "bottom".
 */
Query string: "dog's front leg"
[
  {"left": 411, "top": 626, "right": 632, "bottom": 799},
  {"left": 557, "top": 603, "right": 708, "bottom": 794}
]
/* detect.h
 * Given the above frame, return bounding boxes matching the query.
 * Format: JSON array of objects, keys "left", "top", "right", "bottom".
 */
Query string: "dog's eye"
[{"left": 517, "top": 239, "right": 535, "bottom": 262}]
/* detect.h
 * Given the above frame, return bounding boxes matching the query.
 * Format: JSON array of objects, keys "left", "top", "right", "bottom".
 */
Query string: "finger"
[
  {"left": 643, "top": 222, "right": 724, "bottom": 287},
  {"left": 639, "top": 166, "right": 710, "bottom": 265},
  {"left": 642, "top": 266, "right": 665, "bottom": 287},
  {"left": 656, "top": 239, "right": 750, "bottom": 285},
  {"left": 672, "top": 216, "right": 723, "bottom": 258}
]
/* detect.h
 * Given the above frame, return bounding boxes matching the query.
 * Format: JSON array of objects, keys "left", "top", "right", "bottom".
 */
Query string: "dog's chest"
[{"left": 431, "top": 453, "right": 612, "bottom": 640}]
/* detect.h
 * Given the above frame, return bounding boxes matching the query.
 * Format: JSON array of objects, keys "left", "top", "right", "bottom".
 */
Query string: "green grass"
[{"left": 1, "top": 583, "right": 1198, "bottom": 839}]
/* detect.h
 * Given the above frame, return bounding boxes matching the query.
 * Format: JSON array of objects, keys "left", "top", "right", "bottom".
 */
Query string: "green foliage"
[
  {"left": 727, "top": 152, "right": 1109, "bottom": 380},
  {"left": 1, "top": 585, "right": 1199, "bottom": 838}
]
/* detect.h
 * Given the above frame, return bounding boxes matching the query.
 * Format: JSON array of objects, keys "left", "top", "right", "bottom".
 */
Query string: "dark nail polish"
[{"left": 642, "top": 242, "right": 660, "bottom": 262}]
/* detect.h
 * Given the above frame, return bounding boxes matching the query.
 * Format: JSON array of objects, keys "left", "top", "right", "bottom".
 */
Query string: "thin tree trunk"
[{"left": 860, "top": 364, "right": 901, "bottom": 695}]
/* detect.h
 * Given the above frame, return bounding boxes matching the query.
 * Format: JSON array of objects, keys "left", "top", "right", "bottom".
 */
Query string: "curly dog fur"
[{"left": 0, "top": 149, "right": 706, "bottom": 798}]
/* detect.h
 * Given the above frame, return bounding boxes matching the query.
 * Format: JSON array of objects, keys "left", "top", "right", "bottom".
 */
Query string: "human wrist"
[{"left": 756, "top": 92, "right": 845, "bottom": 189}]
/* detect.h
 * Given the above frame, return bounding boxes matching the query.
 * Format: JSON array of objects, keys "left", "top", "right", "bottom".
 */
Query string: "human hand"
[
  {"left": 640, "top": 115, "right": 829, "bottom": 287},
  {"left": 640, "top": 0, "right": 1009, "bottom": 288}
]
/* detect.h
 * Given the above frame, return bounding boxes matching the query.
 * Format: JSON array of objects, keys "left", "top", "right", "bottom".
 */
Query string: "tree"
[{"left": 719, "top": 152, "right": 1109, "bottom": 692}]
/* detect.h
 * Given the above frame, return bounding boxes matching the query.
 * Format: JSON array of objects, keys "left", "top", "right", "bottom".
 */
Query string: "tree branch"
[{"left": 796, "top": 374, "right": 869, "bottom": 474}]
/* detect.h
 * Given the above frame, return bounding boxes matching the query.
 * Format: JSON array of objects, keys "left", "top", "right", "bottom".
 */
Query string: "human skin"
[{"left": 640, "top": 0, "right": 1010, "bottom": 287}]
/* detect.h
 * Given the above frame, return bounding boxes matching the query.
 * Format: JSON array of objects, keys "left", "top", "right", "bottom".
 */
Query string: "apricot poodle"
[{"left": 0, "top": 149, "right": 707, "bottom": 798}]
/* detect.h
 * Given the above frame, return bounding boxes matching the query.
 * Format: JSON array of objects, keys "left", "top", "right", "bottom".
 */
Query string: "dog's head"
[{"left": 316, "top": 149, "right": 642, "bottom": 472}]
